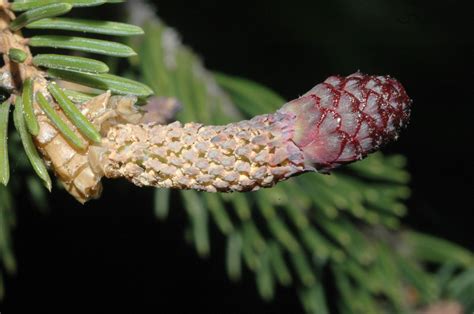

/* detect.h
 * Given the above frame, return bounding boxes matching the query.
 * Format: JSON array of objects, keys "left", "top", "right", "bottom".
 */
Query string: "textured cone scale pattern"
[
  {"left": 96, "top": 72, "right": 411, "bottom": 194},
  {"left": 98, "top": 113, "right": 306, "bottom": 192}
]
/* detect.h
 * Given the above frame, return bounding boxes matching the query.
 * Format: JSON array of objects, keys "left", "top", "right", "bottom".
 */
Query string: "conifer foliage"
[{"left": 0, "top": 1, "right": 472, "bottom": 313}]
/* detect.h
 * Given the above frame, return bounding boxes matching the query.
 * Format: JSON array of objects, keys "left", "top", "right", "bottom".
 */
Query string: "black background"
[{"left": 2, "top": 0, "right": 473, "bottom": 313}]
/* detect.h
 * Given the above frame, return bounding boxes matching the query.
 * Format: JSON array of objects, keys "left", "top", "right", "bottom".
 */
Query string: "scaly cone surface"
[
  {"left": 281, "top": 72, "right": 411, "bottom": 172},
  {"left": 93, "top": 73, "right": 411, "bottom": 196}
]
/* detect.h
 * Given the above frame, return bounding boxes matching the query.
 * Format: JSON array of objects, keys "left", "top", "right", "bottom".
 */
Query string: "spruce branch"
[
  {"left": 1, "top": 0, "right": 411, "bottom": 203},
  {"left": 0, "top": 1, "right": 471, "bottom": 313}
]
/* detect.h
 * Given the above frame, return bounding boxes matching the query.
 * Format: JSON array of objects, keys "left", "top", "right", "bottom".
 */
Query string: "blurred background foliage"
[{"left": 1, "top": 0, "right": 473, "bottom": 313}]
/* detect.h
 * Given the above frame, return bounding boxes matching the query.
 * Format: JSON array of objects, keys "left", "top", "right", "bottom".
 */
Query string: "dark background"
[{"left": 2, "top": 0, "right": 473, "bottom": 313}]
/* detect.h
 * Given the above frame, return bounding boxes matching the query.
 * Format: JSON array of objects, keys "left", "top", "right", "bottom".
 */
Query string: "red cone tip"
[{"left": 280, "top": 72, "right": 412, "bottom": 172}]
